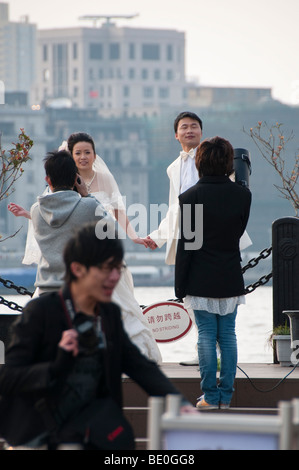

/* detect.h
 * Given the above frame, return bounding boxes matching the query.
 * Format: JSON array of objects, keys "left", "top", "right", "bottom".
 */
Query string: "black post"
[
  {"left": 233, "top": 148, "right": 252, "bottom": 188},
  {"left": 272, "top": 217, "right": 299, "bottom": 330}
]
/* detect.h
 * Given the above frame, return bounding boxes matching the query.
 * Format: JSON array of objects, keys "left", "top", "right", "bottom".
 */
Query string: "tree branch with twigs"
[
  {"left": 245, "top": 121, "right": 299, "bottom": 217},
  {"left": 0, "top": 128, "right": 33, "bottom": 241}
]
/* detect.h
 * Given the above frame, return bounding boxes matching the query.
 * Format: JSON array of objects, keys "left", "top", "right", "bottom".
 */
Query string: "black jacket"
[
  {"left": 175, "top": 176, "right": 251, "bottom": 299},
  {"left": 0, "top": 288, "right": 178, "bottom": 446}
]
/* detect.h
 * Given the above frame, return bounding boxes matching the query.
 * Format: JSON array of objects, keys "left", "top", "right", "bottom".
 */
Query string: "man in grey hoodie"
[{"left": 31, "top": 150, "right": 107, "bottom": 295}]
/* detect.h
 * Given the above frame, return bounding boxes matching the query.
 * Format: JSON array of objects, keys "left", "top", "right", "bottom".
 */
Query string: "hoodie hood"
[{"left": 36, "top": 190, "right": 81, "bottom": 228}]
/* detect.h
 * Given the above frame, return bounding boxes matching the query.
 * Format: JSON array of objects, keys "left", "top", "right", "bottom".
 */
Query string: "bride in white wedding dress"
[{"left": 8, "top": 132, "right": 162, "bottom": 363}]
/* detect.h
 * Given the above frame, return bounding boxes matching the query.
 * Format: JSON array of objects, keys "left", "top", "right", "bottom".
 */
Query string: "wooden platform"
[{"left": 123, "top": 362, "right": 299, "bottom": 449}]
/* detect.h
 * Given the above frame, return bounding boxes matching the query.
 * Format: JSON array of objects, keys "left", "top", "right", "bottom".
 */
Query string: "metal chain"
[
  {"left": 0, "top": 275, "right": 33, "bottom": 313},
  {"left": 0, "top": 246, "right": 274, "bottom": 312},
  {"left": 0, "top": 276, "right": 33, "bottom": 297},
  {"left": 0, "top": 295, "right": 23, "bottom": 312},
  {"left": 241, "top": 247, "right": 272, "bottom": 274},
  {"left": 241, "top": 246, "right": 273, "bottom": 294},
  {"left": 244, "top": 272, "right": 273, "bottom": 294}
]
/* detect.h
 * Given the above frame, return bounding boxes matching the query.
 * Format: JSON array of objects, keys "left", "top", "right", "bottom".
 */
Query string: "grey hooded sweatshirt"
[{"left": 31, "top": 190, "right": 106, "bottom": 292}]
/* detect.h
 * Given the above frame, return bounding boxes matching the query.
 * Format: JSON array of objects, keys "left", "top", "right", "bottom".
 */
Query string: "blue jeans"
[{"left": 194, "top": 307, "right": 238, "bottom": 406}]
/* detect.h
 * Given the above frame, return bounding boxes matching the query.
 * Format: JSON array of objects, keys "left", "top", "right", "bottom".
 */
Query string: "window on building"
[
  {"left": 129, "top": 43, "right": 135, "bottom": 59},
  {"left": 43, "top": 45, "right": 48, "bottom": 61},
  {"left": 123, "top": 86, "right": 130, "bottom": 97},
  {"left": 73, "top": 68, "right": 78, "bottom": 81},
  {"left": 142, "top": 69, "right": 148, "bottom": 80},
  {"left": 143, "top": 87, "right": 154, "bottom": 98},
  {"left": 89, "top": 43, "right": 103, "bottom": 60},
  {"left": 166, "top": 70, "right": 173, "bottom": 81},
  {"left": 110, "top": 43, "right": 120, "bottom": 60},
  {"left": 177, "top": 46, "right": 182, "bottom": 63},
  {"left": 159, "top": 87, "right": 169, "bottom": 99},
  {"left": 142, "top": 44, "right": 160, "bottom": 60},
  {"left": 0, "top": 122, "right": 15, "bottom": 135},
  {"left": 53, "top": 43, "right": 68, "bottom": 97},
  {"left": 43, "top": 69, "right": 50, "bottom": 82},
  {"left": 167, "top": 44, "right": 173, "bottom": 61},
  {"left": 73, "top": 43, "right": 78, "bottom": 60},
  {"left": 128, "top": 68, "right": 135, "bottom": 79},
  {"left": 154, "top": 69, "right": 161, "bottom": 80}
]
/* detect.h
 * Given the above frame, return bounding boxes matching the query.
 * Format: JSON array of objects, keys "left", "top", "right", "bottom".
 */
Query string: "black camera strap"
[
  {"left": 58, "top": 285, "right": 106, "bottom": 350},
  {"left": 58, "top": 286, "right": 76, "bottom": 328}
]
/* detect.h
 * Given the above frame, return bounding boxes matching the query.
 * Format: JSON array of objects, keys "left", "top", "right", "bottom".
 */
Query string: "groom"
[
  {"left": 146, "top": 111, "right": 204, "bottom": 262},
  {"left": 146, "top": 111, "right": 252, "bottom": 365}
]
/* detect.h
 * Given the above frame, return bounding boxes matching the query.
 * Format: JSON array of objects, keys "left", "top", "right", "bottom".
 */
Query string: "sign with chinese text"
[{"left": 143, "top": 301, "right": 192, "bottom": 343}]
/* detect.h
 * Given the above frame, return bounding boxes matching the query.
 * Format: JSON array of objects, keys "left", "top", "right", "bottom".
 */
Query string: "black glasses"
[{"left": 95, "top": 261, "right": 126, "bottom": 275}]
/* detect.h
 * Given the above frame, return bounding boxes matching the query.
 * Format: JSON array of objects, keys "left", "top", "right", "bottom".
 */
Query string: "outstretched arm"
[
  {"left": 8, "top": 203, "right": 31, "bottom": 219},
  {"left": 114, "top": 209, "right": 153, "bottom": 248}
]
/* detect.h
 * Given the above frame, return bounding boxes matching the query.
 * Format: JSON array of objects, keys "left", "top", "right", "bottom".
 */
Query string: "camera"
[{"left": 75, "top": 318, "right": 106, "bottom": 356}]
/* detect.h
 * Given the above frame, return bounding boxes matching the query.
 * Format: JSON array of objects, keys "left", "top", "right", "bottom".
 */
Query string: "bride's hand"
[
  {"left": 7, "top": 203, "right": 31, "bottom": 219},
  {"left": 132, "top": 237, "right": 150, "bottom": 248}
]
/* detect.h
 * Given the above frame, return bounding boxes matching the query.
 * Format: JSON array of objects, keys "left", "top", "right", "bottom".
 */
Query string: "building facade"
[
  {"left": 36, "top": 20, "right": 187, "bottom": 115},
  {"left": 0, "top": 3, "right": 37, "bottom": 103}
]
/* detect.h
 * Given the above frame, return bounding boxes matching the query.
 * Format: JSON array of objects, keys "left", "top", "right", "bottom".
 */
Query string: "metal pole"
[
  {"left": 292, "top": 399, "right": 299, "bottom": 450},
  {"left": 279, "top": 401, "right": 293, "bottom": 450},
  {"left": 165, "top": 394, "right": 181, "bottom": 417},
  {"left": 147, "top": 396, "right": 164, "bottom": 450}
]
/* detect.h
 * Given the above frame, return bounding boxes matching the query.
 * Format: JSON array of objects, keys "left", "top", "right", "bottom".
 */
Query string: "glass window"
[
  {"left": 128, "top": 68, "right": 135, "bottom": 79},
  {"left": 154, "top": 69, "right": 160, "bottom": 80},
  {"left": 90, "top": 43, "right": 103, "bottom": 60},
  {"left": 159, "top": 87, "right": 169, "bottom": 99},
  {"left": 53, "top": 44, "right": 68, "bottom": 97},
  {"left": 129, "top": 43, "right": 135, "bottom": 59},
  {"left": 143, "top": 87, "right": 154, "bottom": 98},
  {"left": 43, "top": 45, "right": 48, "bottom": 61},
  {"left": 142, "top": 44, "right": 160, "bottom": 60},
  {"left": 123, "top": 86, "right": 130, "bottom": 97},
  {"left": 43, "top": 69, "right": 50, "bottom": 82},
  {"left": 73, "top": 43, "right": 78, "bottom": 60},
  {"left": 166, "top": 70, "right": 173, "bottom": 81},
  {"left": 110, "top": 43, "right": 120, "bottom": 60},
  {"left": 167, "top": 44, "right": 173, "bottom": 61},
  {"left": 142, "top": 69, "right": 148, "bottom": 80}
]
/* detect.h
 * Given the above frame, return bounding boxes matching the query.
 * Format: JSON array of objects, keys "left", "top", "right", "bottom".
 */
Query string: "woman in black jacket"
[{"left": 175, "top": 137, "right": 251, "bottom": 410}]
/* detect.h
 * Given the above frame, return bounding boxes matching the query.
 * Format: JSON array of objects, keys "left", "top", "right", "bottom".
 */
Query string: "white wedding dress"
[{"left": 22, "top": 154, "right": 162, "bottom": 364}]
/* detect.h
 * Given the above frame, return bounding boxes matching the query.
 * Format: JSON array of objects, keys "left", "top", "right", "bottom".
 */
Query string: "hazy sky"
[{"left": 4, "top": 0, "right": 299, "bottom": 105}]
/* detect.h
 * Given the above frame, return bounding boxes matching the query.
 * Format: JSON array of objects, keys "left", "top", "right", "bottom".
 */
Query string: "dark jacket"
[
  {"left": 0, "top": 288, "right": 178, "bottom": 446},
  {"left": 175, "top": 176, "right": 251, "bottom": 299}
]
